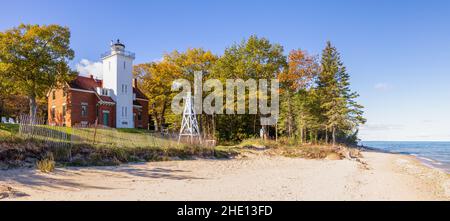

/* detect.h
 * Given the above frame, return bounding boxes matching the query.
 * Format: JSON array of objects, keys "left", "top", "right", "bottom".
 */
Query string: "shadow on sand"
[
  {"left": 69, "top": 164, "right": 203, "bottom": 180},
  {"left": 0, "top": 163, "right": 203, "bottom": 199}
]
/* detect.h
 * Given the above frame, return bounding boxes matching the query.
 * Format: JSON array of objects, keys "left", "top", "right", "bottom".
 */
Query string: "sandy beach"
[{"left": 0, "top": 151, "right": 449, "bottom": 201}]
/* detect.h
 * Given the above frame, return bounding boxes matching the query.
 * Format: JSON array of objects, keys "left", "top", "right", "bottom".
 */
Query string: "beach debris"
[
  {"left": 335, "top": 146, "right": 370, "bottom": 169},
  {"left": 337, "top": 146, "right": 363, "bottom": 160},
  {"left": 356, "top": 158, "right": 370, "bottom": 170},
  {"left": 0, "top": 185, "right": 29, "bottom": 199},
  {"left": 325, "top": 152, "right": 342, "bottom": 160},
  {"left": 242, "top": 144, "right": 268, "bottom": 151}
]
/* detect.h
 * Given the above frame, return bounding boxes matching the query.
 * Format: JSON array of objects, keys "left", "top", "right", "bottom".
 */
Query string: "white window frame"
[{"left": 81, "top": 103, "right": 88, "bottom": 117}]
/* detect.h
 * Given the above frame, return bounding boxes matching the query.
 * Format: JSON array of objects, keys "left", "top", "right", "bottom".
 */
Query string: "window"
[
  {"left": 138, "top": 111, "right": 142, "bottom": 121},
  {"left": 122, "top": 84, "right": 128, "bottom": 94},
  {"left": 51, "top": 107, "right": 56, "bottom": 120},
  {"left": 122, "top": 106, "right": 127, "bottom": 117},
  {"left": 101, "top": 88, "right": 108, "bottom": 96},
  {"left": 122, "top": 107, "right": 127, "bottom": 117},
  {"left": 81, "top": 104, "right": 88, "bottom": 117},
  {"left": 62, "top": 104, "right": 66, "bottom": 118},
  {"left": 52, "top": 91, "right": 56, "bottom": 100}
]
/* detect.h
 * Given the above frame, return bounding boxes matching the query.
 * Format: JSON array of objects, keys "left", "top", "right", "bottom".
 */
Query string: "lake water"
[{"left": 360, "top": 141, "right": 450, "bottom": 173}]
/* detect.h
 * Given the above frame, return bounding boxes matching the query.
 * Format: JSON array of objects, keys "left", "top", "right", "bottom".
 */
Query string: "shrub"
[{"left": 36, "top": 153, "right": 55, "bottom": 173}]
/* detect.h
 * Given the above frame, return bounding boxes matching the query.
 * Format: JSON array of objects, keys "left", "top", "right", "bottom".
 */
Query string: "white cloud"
[
  {"left": 153, "top": 57, "right": 164, "bottom": 63},
  {"left": 374, "top": 83, "right": 390, "bottom": 91},
  {"left": 76, "top": 59, "right": 103, "bottom": 79}
]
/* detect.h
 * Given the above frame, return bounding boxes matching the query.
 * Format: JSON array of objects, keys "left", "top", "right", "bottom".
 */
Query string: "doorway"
[{"left": 102, "top": 111, "right": 110, "bottom": 127}]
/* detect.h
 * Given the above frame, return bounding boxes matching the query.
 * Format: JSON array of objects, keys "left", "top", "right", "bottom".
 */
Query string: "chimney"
[
  {"left": 90, "top": 74, "right": 94, "bottom": 79},
  {"left": 133, "top": 78, "right": 138, "bottom": 88}
]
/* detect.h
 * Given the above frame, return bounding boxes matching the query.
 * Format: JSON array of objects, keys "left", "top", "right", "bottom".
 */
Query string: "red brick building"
[
  {"left": 48, "top": 40, "right": 149, "bottom": 129},
  {"left": 47, "top": 75, "right": 149, "bottom": 128}
]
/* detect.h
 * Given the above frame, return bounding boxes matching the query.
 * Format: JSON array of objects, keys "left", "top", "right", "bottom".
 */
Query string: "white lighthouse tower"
[{"left": 101, "top": 40, "right": 135, "bottom": 128}]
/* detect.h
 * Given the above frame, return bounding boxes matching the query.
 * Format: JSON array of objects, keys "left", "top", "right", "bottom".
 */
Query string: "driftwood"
[{"left": 336, "top": 145, "right": 370, "bottom": 170}]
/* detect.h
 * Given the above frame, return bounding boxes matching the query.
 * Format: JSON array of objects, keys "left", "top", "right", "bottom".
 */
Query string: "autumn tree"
[
  {"left": 165, "top": 48, "right": 217, "bottom": 81},
  {"left": 278, "top": 49, "right": 319, "bottom": 140},
  {"left": 212, "top": 35, "right": 286, "bottom": 141},
  {"left": 164, "top": 48, "right": 218, "bottom": 137},
  {"left": 133, "top": 48, "right": 217, "bottom": 133},
  {"left": 0, "top": 24, "right": 76, "bottom": 120},
  {"left": 133, "top": 60, "right": 181, "bottom": 131}
]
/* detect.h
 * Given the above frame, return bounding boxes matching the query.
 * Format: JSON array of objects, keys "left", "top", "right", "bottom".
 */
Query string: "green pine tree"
[{"left": 317, "top": 41, "right": 365, "bottom": 146}]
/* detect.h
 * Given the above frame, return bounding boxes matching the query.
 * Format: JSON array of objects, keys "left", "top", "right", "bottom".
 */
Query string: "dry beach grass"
[{"left": 0, "top": 150, "right": 448, "bottom": 201}]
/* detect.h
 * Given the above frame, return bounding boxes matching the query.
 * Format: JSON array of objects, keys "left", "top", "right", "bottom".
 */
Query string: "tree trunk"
[
  {"left": 212, "top": 114, "right": 216, "bottom": 139},
  {"left": 29, "top": 95, "right": 37, "bottom": 123},
  {"left": 332, "top": 127, "right": 336, "bottom": 147},
  {"left": 275, "top": 122, "right": 278, "bottom": 142},
  {"left": 204, "top": 115, "right": 209, "bottom": 139},
  {"left": 153, "top": 114, "right": 159, "bottom": 132},
  {"left": 299, "top": 126, "right": 303, "bottom": 144},
  {"left": 199, "top": 113, "right": 203, "bottom": 137},
  {"left": 159, "top": 115, "right": 165, "bottom": 132},
  {"left": 0, "top": 97, "right": 4, "bottom": 117},
  {"left": 287, "top": 92, "right": 293, "bottom": 137},
  {"left": 159, "top": 102, "right": 167, "bottom": 132},
  {"left": 253, "top": 114, "right": 257, "bottom": 134},
  {"left": 325, "top": 127, "right": 328, "bottom": 144}
]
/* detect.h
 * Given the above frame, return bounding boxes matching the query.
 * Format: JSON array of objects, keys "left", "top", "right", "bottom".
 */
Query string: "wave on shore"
[{"left": 361, "top": 141, "right": 450, "bottom": 173}]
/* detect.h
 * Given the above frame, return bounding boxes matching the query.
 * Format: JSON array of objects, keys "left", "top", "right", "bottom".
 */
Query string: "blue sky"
[{"left": 1, "top": 0, "right": 450, "bottom": 141}]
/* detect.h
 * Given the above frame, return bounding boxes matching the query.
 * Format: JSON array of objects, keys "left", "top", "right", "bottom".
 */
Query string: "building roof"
[
  {"left": 133, "top": 87, "right": 147, "bottom": 100},
  {"left": 68, "top": 75, "right": 101, "bottom": 91},
  {"left": 99, "top": 95, "right": 115, "bottom": 103},
  {"left": 68, "top": 75, "right": 148, "bottom": 101}
]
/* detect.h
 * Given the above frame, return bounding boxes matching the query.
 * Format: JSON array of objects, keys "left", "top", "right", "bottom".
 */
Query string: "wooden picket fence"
[
  {"left": 18, "top": 115, "right": 72, "bottom": 160},
  {"left": 17, "top": 115, "right": 216, "bottom": 160},
  {"left": 71, "top": 122, "right": 184, "bottom": 149}
]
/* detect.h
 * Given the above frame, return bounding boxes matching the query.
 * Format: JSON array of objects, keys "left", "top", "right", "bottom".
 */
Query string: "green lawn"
[
  {"left": 1, "top": 123, "right": 192, "bottom": 150},
  {"left": 0, "top": 123, "right": 19, "bottom": 138},
  {"left": 70, "top": 127, "right": 182, "bottom": 149}
]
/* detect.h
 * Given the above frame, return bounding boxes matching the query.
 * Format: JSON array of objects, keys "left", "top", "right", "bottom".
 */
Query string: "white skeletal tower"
[
  {"left": 178, "top": 92, "right": 201, "bottom": 144},
  {"left": 101, "top": 40, "right": 135, "bottom": 128}
]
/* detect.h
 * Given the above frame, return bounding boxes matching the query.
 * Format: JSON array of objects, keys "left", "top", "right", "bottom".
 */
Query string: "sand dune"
[{"left": 0, "top": 151, "right": 448, "bottom": 201}]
